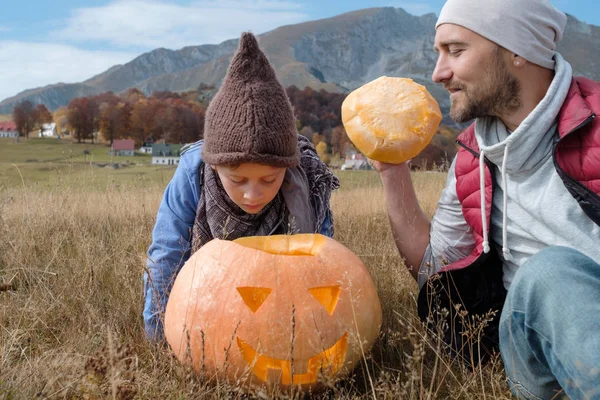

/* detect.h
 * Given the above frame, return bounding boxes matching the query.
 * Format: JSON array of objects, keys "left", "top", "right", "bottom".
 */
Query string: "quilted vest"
[{"left": 417, "top": 77, "right": 600, "bottom": 363}]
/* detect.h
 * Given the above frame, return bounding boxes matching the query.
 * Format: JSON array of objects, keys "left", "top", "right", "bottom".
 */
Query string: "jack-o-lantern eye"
[
  {"left": 237, "top": 287, "right": 272, "bottom": 312},
  {"left": 308, "top": 286, "right": 341, "bottom": 315}
]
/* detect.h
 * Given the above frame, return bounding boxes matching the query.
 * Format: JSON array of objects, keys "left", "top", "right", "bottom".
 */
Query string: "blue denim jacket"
[{"left": 143, "top": 141, "right": 334, "bottom": 342}]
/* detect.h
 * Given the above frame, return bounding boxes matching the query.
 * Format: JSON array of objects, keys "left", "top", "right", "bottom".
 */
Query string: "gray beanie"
[{"left": 436, "top": 0, "right": 567, "bottom": 70}]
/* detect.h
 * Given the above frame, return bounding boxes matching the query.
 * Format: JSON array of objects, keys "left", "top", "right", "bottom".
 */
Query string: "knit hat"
[
  {"left": 202, "top": 32, "right": 300, "bottom": 167},
  {"left": 436, "top": 0, "right": 567, "bottom": 70}
]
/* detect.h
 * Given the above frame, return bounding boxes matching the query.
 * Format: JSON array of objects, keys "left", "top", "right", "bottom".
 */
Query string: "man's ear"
[{"left": 512, "top": 54, "right": 526, "bottom": 68}]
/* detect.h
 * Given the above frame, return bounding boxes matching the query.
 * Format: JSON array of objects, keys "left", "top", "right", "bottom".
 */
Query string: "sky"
[{"left": 0, "top": 0, "right": 598, "bottom": 103}]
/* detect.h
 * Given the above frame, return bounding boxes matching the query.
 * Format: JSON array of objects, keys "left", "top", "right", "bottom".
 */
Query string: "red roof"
[
  {"left": 0, "top": 121, "right": 17, "bottom": 131},
  {"left": 112, "top": 139, "right": 135, "bottom": 151}
]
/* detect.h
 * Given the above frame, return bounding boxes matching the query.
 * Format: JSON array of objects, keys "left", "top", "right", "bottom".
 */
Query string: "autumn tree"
[
  {"left": 67, "top": 97, "right": 94, "bottom": 143},
  {"left": 12, "top": 100, "right": 35, "bottom": 138},
  {"left": 53, "top": 107, "right": 70, "bottom": 135},
  {"left": 330, "top": 125, "right": 350, "bottom": 157},
  {"left": 130, "top": 99, "right": 162, "bottom": 145},
  {"left": 151, "top": 91, "right": 181, "bottom": 101},
  {"left": 299, "top": 126, "right": 314, "bottom": 142},
  {"left": 122, "top": 88, "right": 146, "bottom": 105},
  {"left": 178, "top": 102, "right": 205, "bottom": 143},
  {"left": 286, "top": 86, "right": 346, "bottom": 134},
  {"left": 32, "top": 104, "right": 53, "bottom": 131},
  {"left": 99, "top": 101, "right": 130, "bottom": 145},
  {"left": 312, "top": 133, "right": 325, "bottom": 146},
  {"left": 316, "top": 141, "right": 330, "bottom": 165}
]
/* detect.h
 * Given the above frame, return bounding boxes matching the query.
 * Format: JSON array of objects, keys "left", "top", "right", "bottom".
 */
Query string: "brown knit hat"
[{"left": 202, "top": 32, "right": 300, "bottom": 167}]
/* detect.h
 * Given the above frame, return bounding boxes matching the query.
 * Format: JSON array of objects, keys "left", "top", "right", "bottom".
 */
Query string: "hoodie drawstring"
[
  {"left": 479, "top": 144, "right": 514, "bottom": 260},
  {"left": 479, "top": 149, "right": 491, "bottom": 253},
  {"left": 501, "top": 144, "right": 513, "bottom": 261}
]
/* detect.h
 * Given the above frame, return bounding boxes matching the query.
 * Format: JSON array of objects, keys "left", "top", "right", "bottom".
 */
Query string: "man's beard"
[{"left": 449, "top": 51, "right": 522, "bottom": 123}]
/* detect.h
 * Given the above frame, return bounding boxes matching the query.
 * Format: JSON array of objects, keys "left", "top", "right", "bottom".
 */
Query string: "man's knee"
[{"left": 511, "top": 246, "right": 589, "bottom": 291}]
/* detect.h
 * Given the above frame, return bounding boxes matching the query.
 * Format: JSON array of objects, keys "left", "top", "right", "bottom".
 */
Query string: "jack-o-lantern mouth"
[{"left": 236, "top": 333, "right": 348, "bottom": 385}]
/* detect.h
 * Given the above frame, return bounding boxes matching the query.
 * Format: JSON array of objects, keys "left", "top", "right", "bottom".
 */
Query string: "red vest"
[{"left": 417, "top": 77, "right": 600, "bottom": 362}]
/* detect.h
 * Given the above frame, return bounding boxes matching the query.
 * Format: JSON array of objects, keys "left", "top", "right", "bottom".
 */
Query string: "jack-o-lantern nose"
[
  {"left": 237, "top": 287, "right": 272, "bottom": 313},
  {"left": 309, "top": 286, "right": 341, "bottom": 315}
]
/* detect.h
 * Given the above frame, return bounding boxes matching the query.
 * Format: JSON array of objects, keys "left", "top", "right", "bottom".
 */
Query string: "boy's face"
[{"left": 213, "top": 163, "right": 287, "bottom": 214}]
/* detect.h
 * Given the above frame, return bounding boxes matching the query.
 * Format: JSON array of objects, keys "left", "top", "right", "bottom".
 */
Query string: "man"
[{"left": 373, "top": 0, "right": 600, "bottom": 398}]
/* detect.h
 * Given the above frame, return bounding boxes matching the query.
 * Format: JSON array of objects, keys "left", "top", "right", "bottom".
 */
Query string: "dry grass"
[{"left": 0, "top": 171, "right": 512, "bottom": 399}]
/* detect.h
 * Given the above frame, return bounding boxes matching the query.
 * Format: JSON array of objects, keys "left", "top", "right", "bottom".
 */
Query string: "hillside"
[{"left": 1, "top": 8, "right": 597, "bottom": 124}]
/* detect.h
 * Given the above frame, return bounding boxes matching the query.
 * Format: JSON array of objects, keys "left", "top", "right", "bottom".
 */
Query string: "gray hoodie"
[{"left": 419, "top": 53, "right": 600, "bottom": 290}]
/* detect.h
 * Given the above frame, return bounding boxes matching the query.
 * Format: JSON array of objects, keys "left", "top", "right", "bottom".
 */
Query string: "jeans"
[{"left": 499, "top": 246, "right": 600, "bottom": 400}]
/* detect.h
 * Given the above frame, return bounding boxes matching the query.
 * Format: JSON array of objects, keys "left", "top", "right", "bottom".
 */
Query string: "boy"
[{"left": 143, "top": 32, "right": 339, "bottom": 342}]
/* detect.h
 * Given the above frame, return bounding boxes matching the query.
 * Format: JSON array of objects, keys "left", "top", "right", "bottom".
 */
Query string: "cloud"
[
  {"left": 395, "top": 2, "right": 439, "bottom": 16},
  {"left": 52, "top": 0, "right": 309, "bottom": 49},
  {"left": 0, "top": 41, "right": 136, "bottom": 102}
]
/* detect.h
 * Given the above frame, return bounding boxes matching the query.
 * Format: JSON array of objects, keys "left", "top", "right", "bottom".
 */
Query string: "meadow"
[{"left": 0, "top": 137, "right": 511, "bottom": 399}]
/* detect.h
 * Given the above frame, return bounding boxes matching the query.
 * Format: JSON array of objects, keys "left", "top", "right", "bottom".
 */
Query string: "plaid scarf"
[{"left": 191, "top": 135, "right": 339, "bottom": 254}]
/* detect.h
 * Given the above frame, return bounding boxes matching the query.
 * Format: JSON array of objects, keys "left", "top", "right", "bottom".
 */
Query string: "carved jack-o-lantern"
[{"left": 164, "top": 234, "right": 382, "bottom": 391}]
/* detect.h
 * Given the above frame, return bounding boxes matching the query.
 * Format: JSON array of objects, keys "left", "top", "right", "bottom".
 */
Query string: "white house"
[
  {"left": 139, "top": 143, "right": 153, "bottom": 154},
  {"left": 152, "top": 143, "right": 183, "bottom": 165},
  {"left": 39, "top": 123, "right": 57, "bottom": 137},
  {"left": 341, "top": 150, "right": 371, "bottom": 170},
  {"left": 0, "top": 121, "right": 18, "bottom": 138}
]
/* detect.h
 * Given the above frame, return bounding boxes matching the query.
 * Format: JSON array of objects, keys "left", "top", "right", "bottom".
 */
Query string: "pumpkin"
[
  {"left": 341, "top": 76, "right": 442, "bottom": 164},
  {"left": 164, "top": 233, "right": 382, "bottom": 392}
]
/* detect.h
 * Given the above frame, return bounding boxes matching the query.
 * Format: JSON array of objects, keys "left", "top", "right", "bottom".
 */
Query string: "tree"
[
  {"left": 53, "top": 107, "right": 70, "bottom": 136},
  {"left": 87, "top": 96, "right": 101, "bottom": 144},
  {"left": 299, "top": 126, "right": 314, "bottom": 142},
  {"left": 312, "top": 133, "right": 325, "bottom": 146},
  {"left": 32, "top": 104, "right": 53, "bottom": 131},
  {"left": 330, "top": 125, "right": 350, "bottom": 157},
  {"left": 99, "top": 102, "right": 121, "bottom": 146},
  {"left": 316, "top": 141, "right": 330, "bottom": 165},
  {"left": 130, "top": 99, "right": 162, "bottom": 145},
  {"left": 12, "top": 100, "right": 34, "bottom": 138},
  {"left": 151, "top": 91, "right": 181, "bottom": 101},
  {"left": 122, "top": 88, "right": 146, "bottom": 105},
  {"left": 67, "top": 97, "right": 93, "bottom": 143}
]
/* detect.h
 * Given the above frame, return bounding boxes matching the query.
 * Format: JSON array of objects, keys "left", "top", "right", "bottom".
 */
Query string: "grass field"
[
  {"left": 0, "top": 137, "right": 168, "bottom": 190},
  {"left": 0, "top": 115, "right": 12, "bottom": 122},
  {"left": 0, "top": 138, "right": 511, "bottom": 399}
]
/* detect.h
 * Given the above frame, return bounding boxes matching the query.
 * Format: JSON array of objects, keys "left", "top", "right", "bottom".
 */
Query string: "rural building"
[
  {"left": 39, "top": 123, "right": 58, "bottom": 137},
  {"left": 341, "top": 150, "right": 371, "bottom": 170},
  {"left": 0, "top": 121, "right": 18, "bottom": 138},
  {"left": 139, "top": 143, "right": 153, "bottom": 154},
  {"left": 138, "top": 137, "right": 155, "bottom": 154},
  {"left": 109, "top": 139, "right": 136, "bottom": 156},
  {"left": 152, "top": 143, "right": 183, "bottom": 165}
]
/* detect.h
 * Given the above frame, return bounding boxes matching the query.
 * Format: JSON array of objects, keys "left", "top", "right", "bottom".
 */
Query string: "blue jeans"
[{"left": 499, "top": 246, "right": 600, "bottom": 400}]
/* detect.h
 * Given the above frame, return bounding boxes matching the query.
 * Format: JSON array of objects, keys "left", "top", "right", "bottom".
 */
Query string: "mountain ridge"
[{"left": 1, "top": 8, "right": 598, "bottom": 119}]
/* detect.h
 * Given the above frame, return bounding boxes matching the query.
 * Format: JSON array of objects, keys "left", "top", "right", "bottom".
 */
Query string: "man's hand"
[
  {"left": 369, "top": 158, "right": 412, "bottom": 175},
  {"left": 369, "top": 156, "right": 429, "bottom": 282}
]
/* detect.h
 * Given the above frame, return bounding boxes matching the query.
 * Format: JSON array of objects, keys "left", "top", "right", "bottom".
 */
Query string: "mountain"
[{"left": 1, "top": 8, "right": 598, "bottom": 120}]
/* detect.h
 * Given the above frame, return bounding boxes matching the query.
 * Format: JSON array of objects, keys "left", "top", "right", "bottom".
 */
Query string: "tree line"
[
  {"left": 12, "top": 102, "right": 53, "bottom": 138},
  {"left": 11, "top": 85, "right": 458, "bottom": 168}
]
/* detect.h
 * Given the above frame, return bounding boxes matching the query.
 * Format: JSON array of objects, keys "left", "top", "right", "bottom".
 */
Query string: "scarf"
[{"left": 191, "top": 135, "right": 339, "bottom": 253}]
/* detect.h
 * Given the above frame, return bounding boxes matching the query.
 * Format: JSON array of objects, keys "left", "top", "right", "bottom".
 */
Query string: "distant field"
[
  {"left": 0, "top": 114, "right": 12, "bottom": 122},
  {"left": 0, "top": 137, "right": 388, "bottom": 191},
  {"left": 0, "top": 137, "right": 163, "bottom": 189}
]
